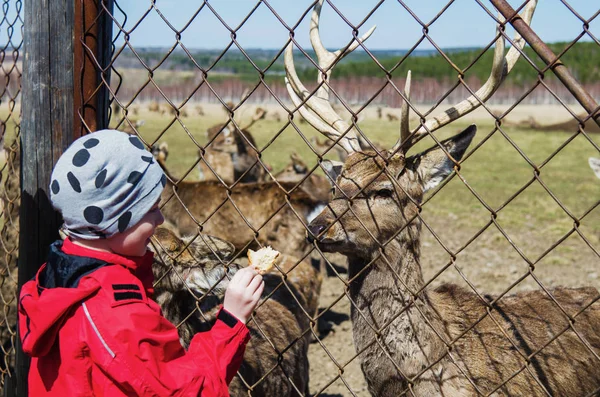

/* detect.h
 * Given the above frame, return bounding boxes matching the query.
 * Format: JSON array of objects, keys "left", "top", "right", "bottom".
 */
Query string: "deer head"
[
  {"left": 285, "top": 0, "right": 536, "bottom": 259},
  {"left": 308, "top": 127, "right": 475, "bottom": 258},
  {"left": 151, "top": 226, "right": 239, "bottom": 296}
]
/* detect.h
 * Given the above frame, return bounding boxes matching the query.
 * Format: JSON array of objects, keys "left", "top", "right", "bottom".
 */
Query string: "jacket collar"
[{"left": 61, "top": 237, "right": 154, "bottom": 272}]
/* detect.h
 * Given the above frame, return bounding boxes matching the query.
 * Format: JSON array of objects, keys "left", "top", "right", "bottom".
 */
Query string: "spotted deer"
[
  {"left": 200, "top": 105, "right": 268, "bottom": 184},
  {"left": 286, "top": 1, "right": 600, "bottom": 395},
  {"left": 150, "top": 226, "right": 321, "bottom": 396},
  {"left": 152, "top": 143, "right": 326, "bottom": 259}
]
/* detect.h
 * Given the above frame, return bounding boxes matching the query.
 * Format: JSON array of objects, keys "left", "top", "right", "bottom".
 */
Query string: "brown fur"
[
  {"left": 308, "top": 127, "right": 600, "bottom": 396},
  {"left": 153, "top": 145, "right": 326, "bottom": 258},
  {"left": 274, "top": 153, "right": 331, "bottom": 203},
  {"left": 199, "top": 110, "right": 267, "bottom": 184},
  {"left": 148, "top": 101, "right": 160, "bottom": 113},
  {"left": 151, "top": 226, "right": 322, "bottom": 396}
]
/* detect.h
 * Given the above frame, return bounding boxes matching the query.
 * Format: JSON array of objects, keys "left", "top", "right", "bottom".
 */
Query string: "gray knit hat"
[{"left": 50, "top": 129, "right": 166, "bottom": 240}]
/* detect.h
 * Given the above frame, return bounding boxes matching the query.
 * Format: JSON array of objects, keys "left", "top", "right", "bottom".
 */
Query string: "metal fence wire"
[
  {"left": 0, "top": 0, "right": 21, "bottom": 391},
  {"left": 5, "top": 0, "right": 600, "bottom": 395}
]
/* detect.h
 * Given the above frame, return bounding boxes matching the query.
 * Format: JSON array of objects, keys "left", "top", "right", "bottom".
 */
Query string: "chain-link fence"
[
  {"left": 0, "top": 0, "right": 21, "bottom": 391},
  {"left": 5, "top": 0, "right": 600, "bottom": 395}
]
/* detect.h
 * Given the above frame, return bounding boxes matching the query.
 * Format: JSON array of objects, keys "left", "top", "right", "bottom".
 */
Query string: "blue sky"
[
  {"left": 108, "top": 0, "right": 599, "bottom": 51},
  {"left": 0, "top": 1, "right": 597, "bottom": 51}
]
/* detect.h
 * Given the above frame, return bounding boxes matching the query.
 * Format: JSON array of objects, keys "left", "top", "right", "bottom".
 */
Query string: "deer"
[
  {"left": 150, "top": 226, "right": 322, "bottom": 396},
  {"left": 152, "top": 143, "right": 327, "bottom": 260},
  {"left": 199, "top": 106, "right": 268, "bottom": 184},
  {"left": 148, "top": 101, "right": 160, "bottom": 113},
  {"left": 274, "top": 152, "right": 331, "bottom": 204},
  {"left": 286, "top": 1, "right": 600, "bottom": 395}
]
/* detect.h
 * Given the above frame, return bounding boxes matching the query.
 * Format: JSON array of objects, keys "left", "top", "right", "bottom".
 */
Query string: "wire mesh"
[
  {"left": 19, "top": 0, "right": 600, "bottom": 395},
  {"left": 0, "top": 0, "right": 21, "bottom": 391}
]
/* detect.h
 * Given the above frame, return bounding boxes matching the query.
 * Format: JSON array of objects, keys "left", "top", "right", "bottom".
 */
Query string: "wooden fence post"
[
  {"left": 16, "top": 0, "right": 113, "bottom": 392},
  {"left": 17, "top": 0, "right": 75, "bottom": 395}
]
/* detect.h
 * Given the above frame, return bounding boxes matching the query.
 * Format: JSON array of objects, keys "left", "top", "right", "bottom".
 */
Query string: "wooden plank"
[{"left": 17, "top": 0, "right": 75, "bottom": 395}]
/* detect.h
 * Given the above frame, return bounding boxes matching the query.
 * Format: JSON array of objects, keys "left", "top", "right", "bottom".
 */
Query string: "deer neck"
[{"left": 347, "top": 221, "right": 448, "bottom": 386}]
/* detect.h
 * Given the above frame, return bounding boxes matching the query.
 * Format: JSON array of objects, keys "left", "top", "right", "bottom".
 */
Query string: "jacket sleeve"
[{"left": 82, "top": 296, "right": 250, "bottom": 397}]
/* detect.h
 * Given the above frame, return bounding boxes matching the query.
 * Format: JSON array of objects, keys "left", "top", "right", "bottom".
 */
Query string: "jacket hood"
[
  {"left": 19, "top": 239, "right": 155, "bottom": 357},
  {"left": 19, "top": 241, "right": 107, "bottom": 357}
]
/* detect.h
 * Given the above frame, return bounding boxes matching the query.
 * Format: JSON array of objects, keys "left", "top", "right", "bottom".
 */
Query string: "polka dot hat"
[{"left": 50, "top": 129, "right": 166, "bottom": 240}]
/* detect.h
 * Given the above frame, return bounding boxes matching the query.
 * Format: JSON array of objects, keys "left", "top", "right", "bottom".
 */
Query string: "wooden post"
[
  {"left": 17, "top": 0, "right": 114, "bottom": 391},
  {"left": 17, "top": 0, "right": 75, "bottom": 395},
  {"left": 74, "top": 0, "right": 114, "bottom": 137}
]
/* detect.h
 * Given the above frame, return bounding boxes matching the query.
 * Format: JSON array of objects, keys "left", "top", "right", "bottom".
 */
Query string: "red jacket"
[{"left": 18, "top": 238, "right": 250, "bottom": 396}]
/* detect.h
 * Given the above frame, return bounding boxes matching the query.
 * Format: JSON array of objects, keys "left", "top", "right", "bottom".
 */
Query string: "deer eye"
[
  {"left": 373, "top": 187, "right": 394, "bottom": 199},
  {"left": 330, "top": 186, "right": 336, "bottom": 196}
]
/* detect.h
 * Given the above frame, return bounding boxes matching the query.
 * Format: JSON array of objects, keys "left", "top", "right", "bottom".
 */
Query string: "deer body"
[
  {"left": 309, "top": 139, "right": 600, "bottom": 395},
  {"left": 345, "top": 224, "right": 600, "bottom": 396},
  {"left": 152, "top": 143, "right": 326, "bottom": 258},
  {"left": 161, "top": 180, "right": 321, "bottom": 258}
]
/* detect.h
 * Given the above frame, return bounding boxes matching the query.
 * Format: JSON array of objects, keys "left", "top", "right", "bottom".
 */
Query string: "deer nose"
[{"left": 306, "top": 223, "right": 326, "bottom": 243}]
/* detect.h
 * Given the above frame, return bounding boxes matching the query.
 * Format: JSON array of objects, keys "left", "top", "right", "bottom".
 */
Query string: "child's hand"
[{"left": 223, "top": 267, "right": 264, "bottom": 323}]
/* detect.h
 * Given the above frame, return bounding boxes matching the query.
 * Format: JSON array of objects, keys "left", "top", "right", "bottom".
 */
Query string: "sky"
[
  {"left": 0, "top": 1, "right": 597, "bottom": 51},
  {"left": 107, "top": 0, "right": 599, "bottom": 51}
]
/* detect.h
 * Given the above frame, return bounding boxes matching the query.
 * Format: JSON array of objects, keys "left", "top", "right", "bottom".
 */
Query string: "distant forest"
[
  {"left": 109, "top": 41, "right": 599, "bottom": 106},
  {"left": 115, "top": 41, "right": 599, "bottom": 85}
]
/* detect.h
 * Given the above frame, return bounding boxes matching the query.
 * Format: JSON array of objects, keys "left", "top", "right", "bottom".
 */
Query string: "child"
[{"left": 18, "top": 129, "right": 264, "bottom": 396}]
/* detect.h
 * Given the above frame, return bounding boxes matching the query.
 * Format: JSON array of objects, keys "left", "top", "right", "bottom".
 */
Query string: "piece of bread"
[{"left": 247, "top": 246, "right": 280, "bottom": 274}]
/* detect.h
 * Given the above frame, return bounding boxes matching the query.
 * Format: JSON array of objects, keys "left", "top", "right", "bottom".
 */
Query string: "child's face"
[{"left": 107, "top": 200, "right": 165, "bottom": 257}]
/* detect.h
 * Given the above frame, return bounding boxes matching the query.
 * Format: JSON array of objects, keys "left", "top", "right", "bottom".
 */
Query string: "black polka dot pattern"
[
  {"left": 118, "top": 211, "right": 132, "bottom": 233},
  {"left": 129, "top": 136, "right": 145, "bottom": 150},
  {"left": 83, "top": 206, "right": 104, "bottom": 225},
  {"left": 51, "top": 130, "right": 166, "bottom": 240},
  {"left": 51, "top": 180, "right": 60, "bottom": 194},
  {"left": 67, "top": 172, "right": 81, "bottom": 193},
  {"left": 95, "top": 169, "right": 108, "bottom": 188},
  {"left": 83, "top": 138, "right": 99, "bottom": 148},
  {"left": 72, "top": 149, "right": 90, "bottom": 167},
  {"left": 127, "top": 171, "right": 142, "bottom": 185}
]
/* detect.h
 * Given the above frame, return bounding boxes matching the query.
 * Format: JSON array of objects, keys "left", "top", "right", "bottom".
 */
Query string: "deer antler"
[
  {"left": 284, "top": 0, "right": 376, "bottom": 153},
  {"left": 392, "top": 0, "right": 537, "bottom": 152}
]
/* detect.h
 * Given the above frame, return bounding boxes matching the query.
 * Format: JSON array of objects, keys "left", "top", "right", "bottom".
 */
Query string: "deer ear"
[
  {"left": 321, "top": 160, "right": 344, "bottom": 185},
  {"left": 589, "top": 157, "right": 600, "bottom": 179},
  {"left": 408, "top": 124, "right": 476, "bottom": 193}
]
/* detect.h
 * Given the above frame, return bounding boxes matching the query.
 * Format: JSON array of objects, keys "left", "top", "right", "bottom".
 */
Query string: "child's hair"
[{"left": 49, "top": 129, "right": 166, "bottom": 240}]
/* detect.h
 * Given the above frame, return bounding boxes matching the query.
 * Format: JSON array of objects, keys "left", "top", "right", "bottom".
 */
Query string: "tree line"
[{"left": 119, "top": 42, "right": 599, "bottom": 86}]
